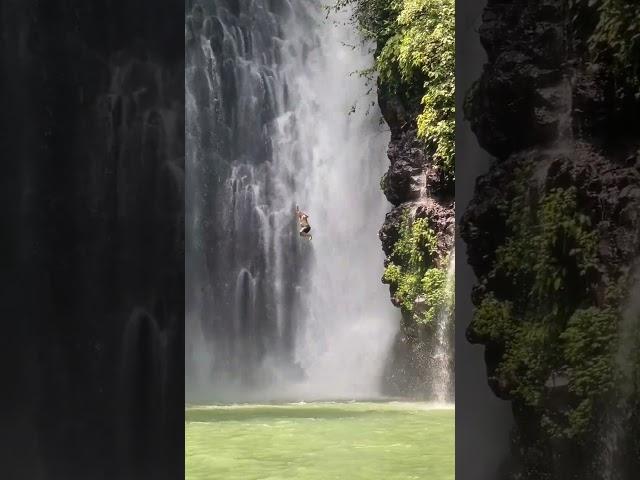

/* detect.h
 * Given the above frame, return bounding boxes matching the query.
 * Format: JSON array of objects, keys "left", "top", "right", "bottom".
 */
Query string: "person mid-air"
[{"left": 296, "top": 206, "right": 312, "bottom": 240}]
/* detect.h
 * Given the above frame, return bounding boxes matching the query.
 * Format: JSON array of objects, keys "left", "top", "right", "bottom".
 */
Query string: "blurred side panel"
[
  {"left": 456, "top": 1, "right": 513, "bottom": 479},
  {"left": 0, "top": 1, "right": 184, "bottom": 479},
  {"left": 458, "top": 0, "right": 640, "bottom": 479}
]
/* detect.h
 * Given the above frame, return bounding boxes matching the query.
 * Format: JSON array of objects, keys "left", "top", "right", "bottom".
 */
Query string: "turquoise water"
[{"left": 186, "top": 402, "right": 454, "bottom": 480}]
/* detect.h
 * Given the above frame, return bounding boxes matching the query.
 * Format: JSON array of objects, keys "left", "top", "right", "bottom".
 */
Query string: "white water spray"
[
  {"left": 432, "top": 253, "right": 455, "bottom": 403},
  {"left": 280, "top": 6, "right": 398, "bottom": 399},
  {"left": 599, "top": 270, "right": 640, "bottom": 480},
  {"left": 186, "top": 1, "right": 397, "bottom": 401}
]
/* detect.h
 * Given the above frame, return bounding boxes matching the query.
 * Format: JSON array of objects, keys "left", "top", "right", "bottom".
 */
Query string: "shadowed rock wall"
[{"left": 462, "top": 1, "right": 640, "bottom": 478}]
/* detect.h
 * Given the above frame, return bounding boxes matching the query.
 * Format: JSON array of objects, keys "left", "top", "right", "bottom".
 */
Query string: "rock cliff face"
[
  {"left": 463, "top": 0, "right": 640, "bottom": 478},
  {"left": 377, "top": 82, "right": 455, "bottom": 399}
]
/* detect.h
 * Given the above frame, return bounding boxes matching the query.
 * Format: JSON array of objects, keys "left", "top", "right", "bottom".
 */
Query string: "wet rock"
[
  {"left": 379, "top": 206, "right": 405, "bottom": 257},
  {"left": 377, "top": 62, "right": 454, "bottom": 399},
  {"left": 462, "top": 0, "right": 640, "bottom": 477}
]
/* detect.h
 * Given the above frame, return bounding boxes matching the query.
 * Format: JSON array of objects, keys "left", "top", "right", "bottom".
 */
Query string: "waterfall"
[
  {"left": 186, "top": 1, "right": 397, "bottom": 401},
  {"left": 599, "top": 270, "right": 640, "bottom": 480},
  {"left": 432, "top": 253, "right": 455, "bottom": 404}
]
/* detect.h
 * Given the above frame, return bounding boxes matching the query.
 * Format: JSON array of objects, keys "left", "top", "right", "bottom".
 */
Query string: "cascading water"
[
  {"left": 185, "top": 1, "right": 397, "bottom": 401},
  {"left": 432, "top": 253, "right": 455, "bottom": 403},
  {"left": 599, "top": 270, "right": 640, "bottom": 480}
]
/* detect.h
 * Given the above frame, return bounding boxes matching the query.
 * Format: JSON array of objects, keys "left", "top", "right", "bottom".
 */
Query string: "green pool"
[{"left": 186, "top": 402, "right": 454, "bottom": 480}]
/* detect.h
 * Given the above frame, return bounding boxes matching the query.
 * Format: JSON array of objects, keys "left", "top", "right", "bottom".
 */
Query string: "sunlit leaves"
[
  {"left": 378, "top": 0, "right": 455, "bottom": 179},
  {"left": 382, "top": 212, "right": 451, "bottom": 324},
  {"left": 336, "top": 0, "right": 455, "bottom": 180}
]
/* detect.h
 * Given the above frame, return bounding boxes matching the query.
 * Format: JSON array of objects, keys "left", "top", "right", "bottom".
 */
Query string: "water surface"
[{"left": 186, "top": 402, "right": 454, "bottom": 480}]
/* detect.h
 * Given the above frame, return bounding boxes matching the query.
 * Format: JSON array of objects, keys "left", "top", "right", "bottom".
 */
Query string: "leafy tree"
[{"left": 335, "top": 0, "right": 455, "bottom": 181}]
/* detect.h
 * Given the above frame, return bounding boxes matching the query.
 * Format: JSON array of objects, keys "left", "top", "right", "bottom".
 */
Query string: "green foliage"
[
  {"left": 334, "top": 0, "right": 401, "bottom": 45},
  {"left": 578, "top": 0, "right": 640, "bottom": 93},
  {"left": 470, "top": 180, "right": 619, "bottom": 439},
  {"left": 395, "top": 0, "right": 455, "bottom": 175},
  {"left": 335, "top": 0, "right": 455, "bottom": 181},
  {"left": 472, "top": 295, "right": 514, "bottom": 345},
  {"left": 383, "top": 263, "right": 421, "bottom": 312},
  {"left": 421, "top": 267, "right": 453, "bottom": 324},
  {"left": 382, "top": 211, "right": 451, "bottom": 324},
  {"left": 560, "top": 306, "right": 618, "bottom": 437},
  {"left": 391, "top": 214, "right": 438, "bottom": 268},
  {"left": 494, "top": 185, "right": 598, "bottom": 308},
  {"left": 379, "top": 172, "right": 387, "bottom": 192},
  {"left": 500, "top": 320, "right": 559, "bottom": 408}
]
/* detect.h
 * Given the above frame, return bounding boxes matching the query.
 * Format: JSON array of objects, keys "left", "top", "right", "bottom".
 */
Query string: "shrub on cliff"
[
  {"left": 576, "top": 0, "right": 640, "bottom": 94},
  {"left": 468, "top": 177, "right": 628, "bottom": 439},
  {"left": 382, "top": 211, "right": 452, "bottom": 324},
  {"left": 335, "top": 0, "right": 455, "bottom": 181}
]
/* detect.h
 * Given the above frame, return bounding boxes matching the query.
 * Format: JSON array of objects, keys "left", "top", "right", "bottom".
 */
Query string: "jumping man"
[{"left": 296, "top": 206, "right": 312, "bottom": 240}]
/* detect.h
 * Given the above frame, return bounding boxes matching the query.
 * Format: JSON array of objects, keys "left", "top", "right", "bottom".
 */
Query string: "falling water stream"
[
  {"left": 432, "top": 253, "right": 455, "bottom": 403},
  {"left": 186, "top": 1, "right": 397, "bottom": 401},
  {"left": 599, "top": 270, "right": 640, "bottom": 480},
  {"left": 531, "top": 21, "right": 640, "bottom": 478}
]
